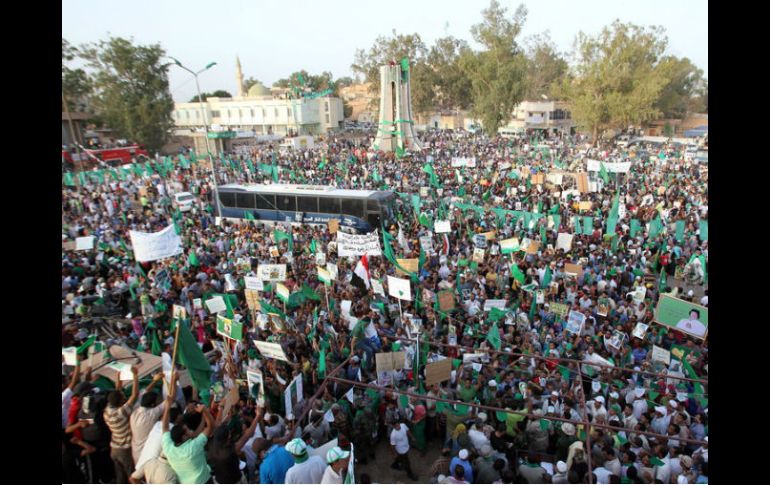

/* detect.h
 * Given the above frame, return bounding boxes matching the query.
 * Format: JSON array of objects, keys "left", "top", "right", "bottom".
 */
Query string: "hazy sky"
[{"left": 62, "top": 0, "right": 707, "bottom": 102}]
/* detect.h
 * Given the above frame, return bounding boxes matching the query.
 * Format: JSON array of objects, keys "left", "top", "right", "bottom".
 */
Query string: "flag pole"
[{"left": 167, "top": 318, "right": 182, "bottom": 394}]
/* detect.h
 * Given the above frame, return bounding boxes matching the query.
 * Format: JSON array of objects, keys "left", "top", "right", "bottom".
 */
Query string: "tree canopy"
[{"left": 189, "top": 90, "right": 232, "bottom": 102}]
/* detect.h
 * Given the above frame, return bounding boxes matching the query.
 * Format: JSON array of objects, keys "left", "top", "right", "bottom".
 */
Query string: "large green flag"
[
  {"left": 176, "top": 319, "right": 213, "bottom": 398},
  {"left": 301, "top": 283, "right": 321, "bottom": 301},
  {"left": 422, "top": 163, "right": 440, "bottom": 188},
  {"left": 573, "top": 216, "right": 582, "bottom": 235},
  {"left": 244, "top": 211, "right": 256, "bottom": 221},
  {"left": 529, "top": 297, "right": 537, "bottom": 322},
  {"left": 488, "top": 307, "right": 509, "bottom": 322},
  {"left": 486, "top": 322, "right": 502, "bottom": 350},
  {"left": 77, "top": 335, "right": 96, "bottom": 354},
  {"left": 582, "top": 217, "right": 593, "bottom": 236},
  {"left": 510, "top": 264, "right": 526, "bottom": 284},
  {"left": 151, "top": 329, "right": 162, "bottom": 356},
  {"left": 418, "top": 212, "right": 434, "bottom": 229},
  {"left": 63, "top": 172, "right": 75, "bottom": 187},
  {"left": 699, "top": 220, "right": 708, "bottom": 241},
  {"left": 675, "top": 220, "right": 685, "bottom": 242},
  {"left": 599, "top": 162, "right": 610, "bottom": 184},
  {"left": 273, "top": 229, "right": 294, "bottom": 252},
  {"left": 382, "top": 229, "right": 416, "bottom": 277},
  {"left": 260, "top": 300, "right": 287, "bottom": 319},
  {"left": 630, "top": 219, "right": 641, "bottom": 238},
  {"left": 649, "top": 215, "right": 662, "bottom": 238},
  {"left": 541, "top": 267, "right": 552, "bottom": 289},
  {"left": 188, "top": 251, "right": 199, "bottom": 267},
  {"left": 318, "top": 348, "right": 326, "bottom": 379}
]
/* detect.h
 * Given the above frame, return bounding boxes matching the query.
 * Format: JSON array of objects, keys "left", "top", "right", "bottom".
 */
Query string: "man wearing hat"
[
  {"left": 284, "top": 437, "right": 327, "bottom": 484},
  {"left": 542, "top": 390, "right": 564, "bottom": 416},
  {"left": 320, "top": 446, "right": 350, "bottom": 484},
  {"left": 556, "top": 423, "right": 578, "bottom": 462},
  {"left": 474, "top": 444, "right": 503, "bottom": 483},
  {"left": 651, "top": 406, "right": 670, "bottom": 435},
  {"left": 449, "top": 449, "right": 473, "bottom": 483}
]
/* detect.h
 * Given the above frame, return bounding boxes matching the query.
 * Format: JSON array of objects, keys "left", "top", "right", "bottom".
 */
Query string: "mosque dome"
[{"left": 247, "top": 83, "right": 271, "bottom": 97}]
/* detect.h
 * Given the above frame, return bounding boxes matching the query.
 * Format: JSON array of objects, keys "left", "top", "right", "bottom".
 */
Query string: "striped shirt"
[{"left": 104, "top": 403, "right": 134, "bottom": 449}]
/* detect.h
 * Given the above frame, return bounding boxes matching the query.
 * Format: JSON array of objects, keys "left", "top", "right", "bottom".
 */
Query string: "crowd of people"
[{"left": 62, "top": 128, "right": 708, "bottom": 484}]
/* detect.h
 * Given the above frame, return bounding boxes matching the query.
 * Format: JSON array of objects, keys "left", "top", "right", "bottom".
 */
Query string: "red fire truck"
[{"left": 62, "top": 145, "right": 150, "bottom": 169}]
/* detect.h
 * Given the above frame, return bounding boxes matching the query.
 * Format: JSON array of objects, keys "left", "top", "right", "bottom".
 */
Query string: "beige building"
[
  {"left": 339, "top": 82, "right": 376, "bottom": 123},
  {"left": 499, "top": 100, "right": 575, "bottom": 135},
  {"left": 172, "top": 57, "right": 344, "bottom": 138}
]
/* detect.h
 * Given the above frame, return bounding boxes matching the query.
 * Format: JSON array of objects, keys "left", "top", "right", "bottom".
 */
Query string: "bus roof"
[{"left": 218, "top": 184, "right": 391, "bottom": 199}]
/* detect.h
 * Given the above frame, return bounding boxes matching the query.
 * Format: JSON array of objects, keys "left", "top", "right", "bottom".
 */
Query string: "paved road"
[{"left": 355, "top": 436, "right": 443, "bottom": 483}]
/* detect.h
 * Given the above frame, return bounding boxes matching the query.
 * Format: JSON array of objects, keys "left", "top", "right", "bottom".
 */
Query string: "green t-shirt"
[
  {"left": 458, "top": 384, "right": 476, "bottom": 403},
  {"left": 161, "top": 432, "right": 211, "bottom": 484}
]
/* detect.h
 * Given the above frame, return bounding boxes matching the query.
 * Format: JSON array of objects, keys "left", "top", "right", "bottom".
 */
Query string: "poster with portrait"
[
  {"left": 654, "top": 295, "right": 708, "bottom": 340},
  {"left": 565, "top": 311, "right": 586, "bottom": 335}
]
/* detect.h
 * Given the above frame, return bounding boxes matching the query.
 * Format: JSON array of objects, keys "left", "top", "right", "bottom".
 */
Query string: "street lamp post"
[{"left": 169, "top": 57, "right": 221, "bottom": 217}]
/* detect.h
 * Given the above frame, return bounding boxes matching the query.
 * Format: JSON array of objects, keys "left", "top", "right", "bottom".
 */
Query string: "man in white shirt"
[
  {"left": 135, "top": 406, "right": 182, "bottom": 471},
  {"left": 632, "top": 388, "right": 648, "bottom": 420},
  {"left": 674, "top": 309, "right": 707, "bottom": 338},
  {"left": 390, "top": 421, "right": 417, "bottom": 480},
  {"left": 284, "top": 438, "right": 327, "bottom": 484},
  {"left": 468, "top": 420, "right": 490, "bottom": 452},
  {"left": 320, "top": 446, "right": 350, "bottom": 484},
  {"left": 130, "top": 375, "right": 166, "bottom": 463}
]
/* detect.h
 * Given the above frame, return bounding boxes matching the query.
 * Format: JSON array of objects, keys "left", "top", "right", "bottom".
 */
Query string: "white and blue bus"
[{"left": 216, "top": 184, "right": 396, "bottom": 233}]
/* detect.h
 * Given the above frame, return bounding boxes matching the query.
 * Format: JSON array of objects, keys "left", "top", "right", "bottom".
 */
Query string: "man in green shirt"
[{"left": 161, "top": 375, "right": 214, "bottom": 484}]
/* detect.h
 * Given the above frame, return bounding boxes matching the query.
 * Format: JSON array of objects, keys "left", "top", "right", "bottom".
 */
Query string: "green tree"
[
  {"left": 523, "top": 32, "right": 568, "bottom": 100},
  {"left": 459, "top": 0, "right": 529, "bottom": 134},
  {"left": 79, "top": 37, "right": 174, "bottom": 152},
  {"left": 426, "top": 36, "right": 473, "bottom": 111},
  {"left": 654, "top": 56, "right": 704, "bottom": 119},
  {"left": 189, "top": 90, "right": 232, "bottom": 102},
  {"left": 62, "top": 38, "right": 93, "bottom": 112},
  {"left": 663, "top": 121, "right": 673, "bottom": 137},
  {"left": 351, "top": 30, "right": 432, "bottom": 115},
  {"left": 557, "top": 21, "right": 669, "bottom": 143}
]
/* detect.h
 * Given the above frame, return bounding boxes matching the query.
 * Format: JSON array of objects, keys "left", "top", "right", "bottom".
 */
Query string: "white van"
[{"left": 173, "top": 192, "right": 195, "bottom": 212}]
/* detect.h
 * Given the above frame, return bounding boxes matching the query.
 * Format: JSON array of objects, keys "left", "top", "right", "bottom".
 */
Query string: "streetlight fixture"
[{"left": 169, "top": 57, "right": 220, "bottom": 216}]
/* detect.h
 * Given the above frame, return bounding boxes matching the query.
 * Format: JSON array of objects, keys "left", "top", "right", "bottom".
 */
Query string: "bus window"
[
  {"left": 219, "top": 192, "right": 236, "bottom": 207},
  {"left": 367, "top": 212, "right": 381, "bottom": 229},
  {"left": 256, "top": 194, "right": 276, "bottom": 210},
  {"left": 319, "top": 197, "right": 341, "bottom": 214},
  {"left": 277, "top": 195, "right": 297, "bottom": 212},
  {"left": 297, "top": 195, "right": 319, "bottom": 212},
  {"left": 236, "top": 193, "right": 256, "bottom": 209},
  {"left": 341, "top": 198, "right": 364, "bottom": 218}
]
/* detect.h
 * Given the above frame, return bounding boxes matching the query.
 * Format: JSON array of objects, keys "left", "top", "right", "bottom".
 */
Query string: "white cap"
[
  {"left": 459, "top": 449, "right": 469, "bottom": 460},
  {"left": 556, "top": 461, "right": 568, "bottom": 473},
  {"left": 669, "top": 401, "right": 678, "bottom": 409},
  {"left": 634, "top": 388, "right": 645, "bottom": 397},
  {"left": 677, "top": 476, "right": 689, "bottom": 484},
  {"left": 551, "top": 391, "right": 559, "bottom": 397},
  {"left": 655, "top": 406, "right": 667, "bottom": 415},
  {"left": 488, "top": 380, "right": 497, "bottom": 387},
  {"left": 609, "top": 391, "right": 619, "bottom": 399},
  {"left": 595, "top": 396, "right": 605, "bottom": 404}
]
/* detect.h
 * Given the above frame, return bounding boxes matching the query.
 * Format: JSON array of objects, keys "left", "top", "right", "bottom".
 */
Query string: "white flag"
[{"left": 387, "top": 275, "right": 412, "bottom": 301}]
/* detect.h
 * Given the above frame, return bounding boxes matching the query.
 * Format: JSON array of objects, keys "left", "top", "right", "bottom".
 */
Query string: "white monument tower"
[{"left": 372, "top": 58, "right": 422, "bottom": 153}]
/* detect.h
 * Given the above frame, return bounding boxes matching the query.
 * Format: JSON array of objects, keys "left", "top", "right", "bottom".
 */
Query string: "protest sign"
[
  {"left": 193, "top": 298, "right": 202, "bottom": 309},
  {"left": 576, "top": 173, "right": 589, "bottom": 193},
  {"left": 395, "top": 259, "right": 419, "bottom": 276},
  {"left": 438, "top": 290, "right": 456, "bottom": 312},
  {"left": 244, "top": 289, "right": 261, "bottom": 311},
  {"left": 578, "top": 201, "right": 592, "bottom": 212},
  {"left": 371, "top": 278, "right": 385, "bottom": 296},
  {"left": 597, "top": 298, "right": 610, "bottom": 317},
  {"left": 654, "top": 295, "right": 708, "bottom": 340},
  {"left": 481, "top": 231, "right": 496, "bottom": 241},
  {"left": 106, "top": 361, "right": 134, "bottom": 381},
  {"left": 246, "top": 370, "right": 265, "bottom": 406},
  {"left": 525, "top": 241, "right": 540, "bottom": 255},
  {"left": 269, "top": 246, "right": 280, "bottom": 257},
  {"left": 375, "top": 351, "right": 407, "bottom": 373},
  {"left": 129, "top": 224, "right": 183, "bottom": 262},
  {"left": 651, "top": 345, "right": 671, "bottom": 365},
  {"left": 205, "top": 296, "right": 227, "bottom": 314},
  {"left": 500, "top": 238, "right": 520, "bottom": 254},
  {"left": 605, "top": 330, "right": 624, "bottom": 350},
  {"left": 531, "top": 173, "right": 545, "bottom": 185},
  {"left": 566, "top": 311, "right": 586, "bottom": 335},
  {"left": 564, "top": 263, "right": 583, "bottom": 278},
  {"left": 216, "top": 314, "right": 243, "bottom": 341},
  {"left": 62, "top": 347, "right": 78, "bottom": 366},
  {"left": 284, "top": 375, "right": 303, "bottom": 417},
  {"left": 315, "top": 251, "right": 326, "bottom": 266},
  {"left": 256, "top": 264, "right": 287, "bottom": 281},
  {"left": 387, "top": 275, "right": 412, "bottom": 301},
  {"left": 336, "top": 230, "right": 382, "bottom": 257},
  {"left": 483, "top": 299, "right": 507, "bottom": 311},
  {"left": 632, "top": 322, "right": 648, "bottom": 340},
  {"left": 420, "top": 186, "right": 429, "bottom": 197},
  {"left": 424, "top": 358, "right": 452, "bottom": 386},
  {"left": 172, "top": 304, "right": 187, "bottom": 320},
  {"left": 326, "top": 262, "right": 338, "bottom": 280},
  {"left": 586, "top": 159, "right": 631, "bottom": 173},
  {"left": 328, "top": 219, "right": 339, "bottom": 234},
  {"left": 434, "top": 220, "right": 451, "bottom": 233},
  {"left": 473, "top": 248, "right": 485, "bottom": 263},
  {"left": 473, "top": 234, "right": 487, "bottom": 248},
  {"left": 451, "top": 157, "right": 476, "bottom": 167},
  {"left": 253, "top": 340, "right": 289, "bottom": 362},
  {"left": 224, "top": 273, "right": 237, "bottom": 292},
  {"left": 244, "top": 276, "right": 263, "bottom": 291},
  {"left": 419, "top": 235, "right": 434, "bottom": 253},
  {"left": 556, "top": 233, "right": 573, "bottom": 252},
  {"left": 76, "top": 236, "right": 95, "bottom": 251},
  {"left": 550, "top": 302, "right": 569, "bottom": 318},
  {"left": 62, "top": 240, "right": 77, "bottom": 251}
]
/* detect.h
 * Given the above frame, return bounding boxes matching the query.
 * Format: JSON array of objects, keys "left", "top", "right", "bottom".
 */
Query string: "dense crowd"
[{"left": 62, "top": 129, "right": 708, "bottom": 484}]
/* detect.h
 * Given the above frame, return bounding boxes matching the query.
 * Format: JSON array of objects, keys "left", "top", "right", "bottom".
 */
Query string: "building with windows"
[
  {"left": 171, "top": 58, "right": 344, "bottom": 145},
  {"left": 498, "top": 100, "right": 575, "bottom": 135}
]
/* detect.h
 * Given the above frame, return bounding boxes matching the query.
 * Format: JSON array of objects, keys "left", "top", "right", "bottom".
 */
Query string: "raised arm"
[
  {"left": 161, "top": 373, "right": 178, "bottom": 433},
  {"left": 197, "top": 404, "right": 215, "bottom": 438},
  {"left": 68, "top": 359, "right": 81, "bottom": 390},
  {"left": 125, "top": 366, "right": 140, "bottom": 407},
  {"left": 234, "top": 408, "right": 262, "bottom": 452}
]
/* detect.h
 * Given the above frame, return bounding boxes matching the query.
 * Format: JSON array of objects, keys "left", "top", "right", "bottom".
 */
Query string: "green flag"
[
  {"left": 310, "top": 238, "right": 318, "bottom": 254},
  {"left": 599, "top": 162, "right": 610, "bottom": 184},
  {"left": 151, "top": 329, "right": 162, "bottom": 356},
  {"left": 273, "top": 229, "right": 294, "bottom": 252},
  {"left": 63, "top": 172, "right": 75, "bottom": 187},
  {"left": 675, "top": 220, "right": 685, "bottom": 242},
  {"left": 188, "top": 251, "right": 199, "bottom": 267},
  {"left": 649, "top": 215, "right": 662, "bottom": 238},
  {"left": 318, "top": 348, "right": 326, "bottom": 379},
  {"left": 488, "top": 307, "right": 509, "bottom": 322},
  {"left": 176, "top": 319, "right": 213, "bottom": 397},
  {"left": 510, "top": 264, "right": 525, "bottom": 284},
  {"left": 699, "top": 220, "right": 708, "bottom": 241},
  {"left": 573, "top": 216, "right": 582, "bottom": 235},
  {"left": 582, "top": 216, "right": 593, "bottom": 236},
  {"left": 422, "top": 163, "right": 440, "bottom": 188},
  {"left": 244, "top": 211, "right": 256, "bottom": 221},
  {"left": 486, "top": 322, "right": 502, "bottom": 350},
  {"left": 76, "top": 335, "right": 96, "bottom": 354},
  {"left": 541, "top": 267, "right": 552, "bottom": 289},
  {"left": 630, "top": 219, "right": 641, "bottom": 238}
]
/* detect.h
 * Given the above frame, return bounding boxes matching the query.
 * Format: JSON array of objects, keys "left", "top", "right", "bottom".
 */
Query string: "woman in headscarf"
[
  {"left": 411, "top": 403, "right": 427, "bottom": 455},
  {"left": 444, "top": 424, "right": 471, "bottom": 455}
]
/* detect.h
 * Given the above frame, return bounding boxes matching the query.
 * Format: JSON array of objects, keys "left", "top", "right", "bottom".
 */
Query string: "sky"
[{"left": 62, "top": 0, "right": 707, "bottom": 102}]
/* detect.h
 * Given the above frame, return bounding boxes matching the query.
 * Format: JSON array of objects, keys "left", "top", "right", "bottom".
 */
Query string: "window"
[
  {"left": 226, "top": 109, "right": 231, "bottom": 118},
  {"left": 318, "top": 197, "right": 341, "bottom": 214},
  {"left": 277, "top": 195, "right": 296, "bottom": 211},
  {"left": 256, "top": 194, "right": 276, "bottom": 210},
  {"left": 261, "top": 109, "right": 266, "bottom": 118},
  {"left": 325, "top": 114, "right": 330, "bottom": 124},
  {"left": 211, "top": 110, "right": 220, "bottom": 118},
  {"left": 250, "top": 109, "right": 255, "bottom": 118},
  {"left": 325, "top": 102, "right": 329, "bottom": 112},
  {"left": 274, "top": 108, "right": 279, "bottom": 118},
  {"left": 297, "top": 195, "right": 318, "bottom": 212},
  {"left": 341, "top": 198, "right": 364, "bottom": 218},
  {"left": 185, "top": 111, "right": 189, "bottom": 120},
  {"left": 219, "top": 192, "right": 236, "bottom": 207},
  {"left": 236, "top": 192, "right": 256, "bottom": 209},
  {"left": 194, "top": 111, "right": 199, "bottom": 119},
  {"left": 287, "top": 108, "right": 291, "bottom": 118}
]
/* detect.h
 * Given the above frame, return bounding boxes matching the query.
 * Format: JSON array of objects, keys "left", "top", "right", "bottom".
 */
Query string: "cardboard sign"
[
  {"left": 564, "top": 263, "right": 583, "bottom": 278},
  {"left": 576, "top": 173, "right": 589, "bottom": 193},
  {"left": 257, "top": 264, "right": 287, "bottom": 281},
  {"left": 434, "top": 220, "right": 451, "bottom": 233},
  {"left": 473, "top": 234, "right": 488, "bottom": 248},
  {"left": 216, "top": 314, "right": 243, "bottom": 341},
  {"left": 62, "top": 347, "right": 78, "bottom": 366},
  {"left": 531, "top": 173, "right": 545, "bottom": 185},
  {"left": 424, "top": 358, "right": 452, "bottom": 386},
  {"left": 579, "top": 201, "right": 592, "bottom": 211},
  {"left": 76, "top": 236, "right": 96, "bottom": 251},
  {"left": 500, "top": 238, "right": 520, "bottom": 254},
  {"left": 525, "top": 241, "right": 540, "bottom": 255},
  {"left": 253, "top": 340, "right": 290, "bottom": 362},
  {"left": 419, "top": 235, "right": 434, "bottom": 253},
  {"left": 438, "top": 290, "right": 456, "bottom": 312},
  {"left": 244, "top": 289, "right": 261, "bottom": 311},
  {"left": 337, "top": 230, "right": 382, "bottom": 257},
  {"left": 246, "top": 370, "right": 265, "bottom": 406},
  {"left": 244, "top": 276, "right": 263, "bottom": 291},
  {"left": 556, "top": 233, "right": 573, "bottom": 252},
  {"left": 483, "top": 299, "right": 507, "bottom": 311},
  {"left": 62, "top": 241, "right": 76, "bottom": 251},
  {"left": 375, "top": 351, "right": 407, "bottom": 373},
  {"left": 395, "top": 258, "right": 419, "bottom": 276},
  {"left": 420, "top": 186, "right": 429, "bottom": 197},
  {"left": 328, "top": 219, "right": 340, "bottom": 234},
  {"left": 481, "top": 231, "right": 496, "bottom": 241},
  {"left": 651, "top": 345, "right": 671, "bottom": 365}
]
